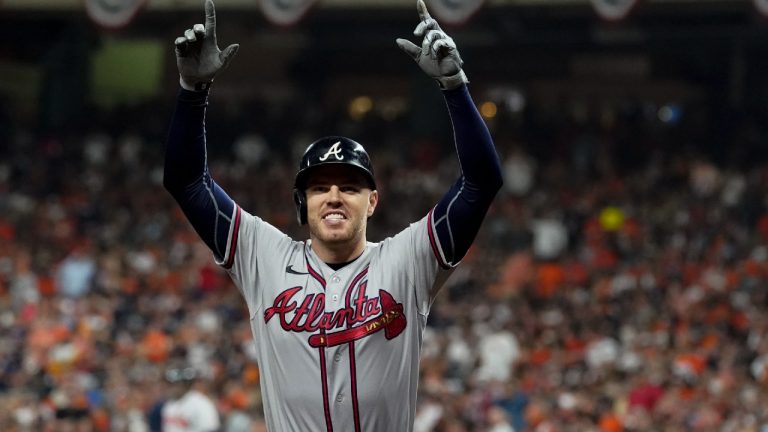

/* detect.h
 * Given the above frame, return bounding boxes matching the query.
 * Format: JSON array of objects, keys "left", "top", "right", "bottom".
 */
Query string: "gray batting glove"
[
  {"left": 174, "top": 0, "right": 239, "bottom": 91},
  {"left": 396, "top": 0, "right": 468, "bottom": 90}
]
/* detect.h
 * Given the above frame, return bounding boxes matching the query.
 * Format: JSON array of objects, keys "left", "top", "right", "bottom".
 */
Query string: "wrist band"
[{"left": 437, "top": 70, "right": 469, "bottom": 90}]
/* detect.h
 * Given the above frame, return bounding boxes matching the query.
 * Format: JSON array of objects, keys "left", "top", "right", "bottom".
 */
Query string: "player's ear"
[{"left": 367, "top": 190, "right": 379, "bottom": 218}]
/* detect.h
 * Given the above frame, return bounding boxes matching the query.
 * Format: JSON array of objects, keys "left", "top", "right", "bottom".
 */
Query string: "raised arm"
[
  {"left": 397, "top": 0, "right": 503, "bottom": 267},
  {"left": 163, "top": 0, "right": 241, "bottom": 263}
]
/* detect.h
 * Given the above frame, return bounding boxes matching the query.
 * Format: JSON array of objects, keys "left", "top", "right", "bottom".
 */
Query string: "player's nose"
[{"left": 326, "top": 185, "right": 342, "bottom": 202}]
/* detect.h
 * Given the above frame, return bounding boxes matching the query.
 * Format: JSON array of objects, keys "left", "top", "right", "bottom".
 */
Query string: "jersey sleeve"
[
  {"left": 218, "top": 206, "right": 296, "bottom": 314},
  {"left": 379, "top": 214, "right": 454, "bottom": 316}
]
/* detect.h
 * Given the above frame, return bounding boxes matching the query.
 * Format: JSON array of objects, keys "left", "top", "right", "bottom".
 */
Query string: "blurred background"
[{"left": 2, "top": 0, "right": 768, "bottom": 430}]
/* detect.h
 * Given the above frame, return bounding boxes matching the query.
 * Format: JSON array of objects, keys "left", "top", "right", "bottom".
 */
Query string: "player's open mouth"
[
  {"left": 322, "top": 212, "right": 346, "bottom": 220},
  {"left": 322, "top": 212, "right": 347, "bottom": 226}
]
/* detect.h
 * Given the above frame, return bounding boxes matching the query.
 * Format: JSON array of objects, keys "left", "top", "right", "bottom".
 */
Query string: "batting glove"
[
  {"left": 174, "top": 0, "right": 239, "bottom": 91},
  {"left": 396, "top": 0, "right": 468, "bottom": 90}
]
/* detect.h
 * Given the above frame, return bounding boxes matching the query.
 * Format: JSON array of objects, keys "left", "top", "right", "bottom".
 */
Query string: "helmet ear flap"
[{"left": 293, "top": 188, "right": 307, "bottom": 225}]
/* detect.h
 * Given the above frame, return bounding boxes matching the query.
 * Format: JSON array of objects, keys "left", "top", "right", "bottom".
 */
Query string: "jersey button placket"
[
  {"left": 328, "top": 274, "right": 341, "bottom": 307},
  {"left": 335, "top": 392, "right": 344, "bottom": 403}
]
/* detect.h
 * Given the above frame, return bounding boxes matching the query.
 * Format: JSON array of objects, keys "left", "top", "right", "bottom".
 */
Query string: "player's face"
[{"left": 304, "top": 165, "right": 378, "bottom": 253}]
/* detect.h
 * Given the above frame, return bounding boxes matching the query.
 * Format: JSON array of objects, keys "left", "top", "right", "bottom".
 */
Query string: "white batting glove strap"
[
  {"left": 436, "top": 69, "right": 468, "bottom": 91},
  {"left": 179, "top": 76, "right": 212, "bottom": 92}
]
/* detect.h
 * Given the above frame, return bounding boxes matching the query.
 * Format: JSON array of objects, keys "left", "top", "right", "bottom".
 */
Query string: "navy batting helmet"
[{"left": 293, "top": 136, "right": 376, "bottom": 225}]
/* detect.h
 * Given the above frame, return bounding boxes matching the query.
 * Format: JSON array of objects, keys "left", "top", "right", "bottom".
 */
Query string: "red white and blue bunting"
[
  {"left": 590, "top": 0, "right": 640, "bottom": 21},
  {"left": 84, "top": 0, "right": 147, "bottom": 29},
  {"left": 261, "top": 0, "right": 317, "bottom": 26},
  {"left": 755, "top": 0, "right": 768, "bottom": 17},
  {"left": 427, "top": 0, "right": 485, "bottom": 26}
]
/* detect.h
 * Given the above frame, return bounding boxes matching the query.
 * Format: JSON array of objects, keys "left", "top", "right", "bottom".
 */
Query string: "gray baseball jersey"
[{"left": 216, "top": 205, "right": 453, "bottom": 432}]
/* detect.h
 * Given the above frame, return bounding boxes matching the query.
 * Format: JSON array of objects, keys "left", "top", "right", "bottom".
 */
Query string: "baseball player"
[
  {"left": 164, "top": 1, "right": 503, "bottom": 431},
  {"left": 161, "top": 366, "right": 220, "bottom": 432}
]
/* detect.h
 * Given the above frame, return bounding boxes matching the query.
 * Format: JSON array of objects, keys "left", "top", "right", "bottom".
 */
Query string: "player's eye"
[{"left": 340, "top": 185, "right": 360, "bottom": 193}]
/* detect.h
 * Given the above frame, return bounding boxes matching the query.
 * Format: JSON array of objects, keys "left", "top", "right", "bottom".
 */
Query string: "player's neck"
[{"left": 310, "top": 238, "right": 366, "bottom": 265}]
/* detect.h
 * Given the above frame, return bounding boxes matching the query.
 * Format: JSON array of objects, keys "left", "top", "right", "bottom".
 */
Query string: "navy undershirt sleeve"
[
  {"left": 432, "top": 84, "right": 503, "bottom": 267},
  {"left": 164, "top": 88, "right": 235, "bottom": 262}
]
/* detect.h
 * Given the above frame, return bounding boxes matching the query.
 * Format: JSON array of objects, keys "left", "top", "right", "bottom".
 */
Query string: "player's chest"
[{"left": 262, "top": 264, "right": 407, "bottom": 347}]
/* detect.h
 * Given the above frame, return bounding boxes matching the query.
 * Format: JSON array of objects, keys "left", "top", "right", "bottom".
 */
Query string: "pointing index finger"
[
  {"left": 205, "top": 0, "right": 217, "bottom": 38},
  {"left": 417, "top": 0, "right": 431, "bottom": 22}
]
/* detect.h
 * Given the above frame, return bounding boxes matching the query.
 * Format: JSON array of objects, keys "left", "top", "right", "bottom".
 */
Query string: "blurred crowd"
[{"left": 1, "top": 89, "right": 768, "bottom": 432}]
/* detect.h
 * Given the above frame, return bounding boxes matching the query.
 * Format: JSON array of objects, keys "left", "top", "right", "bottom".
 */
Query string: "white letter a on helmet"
[{"left": 319, "top": 141, "right": 345, "bottom": 161}]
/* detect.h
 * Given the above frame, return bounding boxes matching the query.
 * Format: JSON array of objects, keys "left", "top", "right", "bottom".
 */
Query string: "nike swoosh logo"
[{"left": 285, "top": 265, "right": 309, "bottom": 275}]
